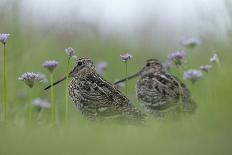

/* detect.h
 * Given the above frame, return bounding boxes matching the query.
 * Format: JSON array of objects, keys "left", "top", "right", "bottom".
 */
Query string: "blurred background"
[
  {"left": 0, "top": 0, "right": 232, "bottom": 155},
  {"left": 1, "top": 0, "right": 232, "bottom": 48}
]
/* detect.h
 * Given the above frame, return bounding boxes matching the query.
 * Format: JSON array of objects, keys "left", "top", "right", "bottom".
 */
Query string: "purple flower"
[
  {"left": 96, "top": 61, "right": 108, "bottom": 76},
  {"left": 32, "top": 98, "right": 50, "bottom": 109},
  {"left": 181, "top": 37, "right": 202, "bottom": 48},
  {"left": 0, "top": 33, "right": 10, "bottom": 44},
  {"left": 210, "top": 53, "right": 219, "bottom": 64},
  {"left": 167, "top": 51, "right": 186, "bottom": 66},
  {"left": 114, "top": 80, "right": 125, "bottom": 89},
  {"left": 183, "top": 70, "right": 203, "bottom": 83},
  {"left": 200, "top": 65, "right": 212, "bottom": 72},
  {"left": 43, "top": 60, "right": 58, "bottom": 72},
  {"left": 65, "top": 47, "right": 77, "bottom": 59},
  {"left": 120, "top": 53, "right": 133, "bottom": 62},
  {"left": 163, "top": 61, "right": 173, "bottom": 71},
  {"left": 18, "top": 72, "right": 47, "bottom": 88}
]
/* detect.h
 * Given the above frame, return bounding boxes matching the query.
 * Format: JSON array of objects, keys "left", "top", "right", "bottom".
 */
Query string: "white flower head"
[
  {"left": 32, "top": 98, "right": 50, "bottom": 109},
  {"left": 65, "top": 47, "right": 77, "bottom": 59},
  {"left": 0, "top": 33, "right": 10, "bottom": 44},
  {"left": 18, "top": 72, "right": 47, "bottom": 88},
  {"left": 120, "top": 53, "right": 133, "bottom": 62},
  {"left": 210, "top": 53, "right": 219, "bottom": 64}
]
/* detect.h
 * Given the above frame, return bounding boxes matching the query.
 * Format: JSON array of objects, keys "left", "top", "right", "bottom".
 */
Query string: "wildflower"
[
  {"left": 120, "top": 53, "right": 133, "bottom": 62},
  {"left": 42, "top": 60, "right": 58, "bottom": 72},
  {"left": 210, "top": 53, "right": 219, "bottom": 64},
  {"left": 183, "top": 69, "right": 203, "bottom": 83},
  {"left": 32, "top": 98, "right": 50, "bottom": 110},
  {"left": 64, "top": 48, "right": 76, "bottom": 121},
  {"left": 43, "top": 60, "right": 58, "bottom": 122},
  {"left": 96, "top": 61, "right": 108, "bottom": 76},
  {"left": 200, "top": 65, "right": 212, "bottom": 72},
  {"left": 114, "top": 80, "right": 125, "bottom": 89},
  {"left": 163, "top": 61, "right": 173, "bottom": 71},
  {"left": 0, "top": 33, "right": 10, "bottom": 44},
  {"left": 120, "top": 53, "right": 132, "bottom": 95},
  {"left": 167, "top": 51, "right": 186, "bottom": 66},
  {"left": 181, "top": 37, "right": 201, "bottom": 48},
  {"left": 65, "top": 47, "right": 77, "bottom": 59},
  {"left": 18, "top": 72, "right": 47, "bottom": 88},
  {"left": 1, "top": 33, "right": 10, "bottom": 119}
]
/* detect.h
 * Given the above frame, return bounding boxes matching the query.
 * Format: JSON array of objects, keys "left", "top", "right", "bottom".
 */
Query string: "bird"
[
  {"left": 114, "top": 59, "right": 197, "bottom": 117},
  {"left": 45, "top": 58, "right": 145, "bottom": 122}
]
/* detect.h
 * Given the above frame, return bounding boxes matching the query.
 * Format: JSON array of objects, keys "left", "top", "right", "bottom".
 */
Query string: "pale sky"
[{"left": 2, "top": 0, "right": 232, "bottom": 45}]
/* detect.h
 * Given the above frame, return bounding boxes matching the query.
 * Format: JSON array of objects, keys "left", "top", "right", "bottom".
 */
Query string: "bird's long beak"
[
  {"left": 44, "top": 76, "right": 67, "bottom": 90},
  {"left": 114, "top": 71, "right": 141, "bottom": 85},
  {"left": 44, "top": 66, "right": 77, "bottom": 90}
]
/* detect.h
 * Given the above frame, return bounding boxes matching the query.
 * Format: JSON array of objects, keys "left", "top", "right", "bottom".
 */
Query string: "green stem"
[
  {"left": 36, "top": 109, "right": 44, "bottom": 121},
  {"left": 50, "top": 73, "right": 55, "bottom": 123},
  {"left": 125, "top": 62, "right": 128, "bottom": 95},
  {"left": 65, "top": 58, "right": 70, "bottom": 122},
  {"left": 176, "top": 67, "right": 184, "bottom": 112},
  {"left": 3, "top": 44, "right": 7, "bottom": 120},
  {"left": 28, "top": 88, "right": 32, "bottom": 122}
]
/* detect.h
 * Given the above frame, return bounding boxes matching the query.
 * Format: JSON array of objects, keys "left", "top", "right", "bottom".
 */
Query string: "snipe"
[
  {"left": 114, "top": 59, "right": 197, "bottom": 117},
  {"left": 45, "top": 58, "right": 145, "bottom": 122}
]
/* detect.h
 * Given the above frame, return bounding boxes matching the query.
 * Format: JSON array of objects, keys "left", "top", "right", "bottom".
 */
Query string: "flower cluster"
[
  {"left": 120, "top": 53, "right": 133, "bottom": 62},
  {"left": 0, "top": 33, "right": 10, "bottom": 44},
  {"left": 65, "top": 47, "right": 77, "bottom": 59},
  {"left": 43, "top": 60, "right": 59, "bottom": 72},
  {"left": 182, "top": 53, "right": 220, "bottom": 83},
  {"left": 18, "top": 72, "right": 47, "bottom": 88},
  {"left": 167, "top": 51, "right": 186, "bottom": 66},
  {"left": 183, "top": 70, "right": 203, "bottom": 83}
]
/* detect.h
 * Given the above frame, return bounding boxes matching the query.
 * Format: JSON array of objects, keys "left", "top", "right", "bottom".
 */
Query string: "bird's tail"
[{"left": 181, "top": 94, "right": 197, "bottom": 114}]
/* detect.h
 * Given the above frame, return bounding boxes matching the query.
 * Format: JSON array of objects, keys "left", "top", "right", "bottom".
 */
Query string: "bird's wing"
[
  {"left": 164, "top": 73, "right": 197, "bottom": 113},
  {"left": 79, "top": 72, "right": 145, "bottom": 120},
  {"left": 137, "top": 73, "right": 179, "bottom": 110}
]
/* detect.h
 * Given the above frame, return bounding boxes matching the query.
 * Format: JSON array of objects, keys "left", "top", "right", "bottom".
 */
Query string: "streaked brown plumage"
[
  {"left": 45, "top": 58, "right": 145, "bottom": 122},
  {"left": 114, "top": 59, "right": 196, "bottom": 116}
]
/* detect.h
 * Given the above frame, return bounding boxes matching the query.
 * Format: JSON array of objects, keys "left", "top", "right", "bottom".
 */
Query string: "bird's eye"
[
  {"left": 146, "top": 63, "right": 150, "bottom": 66},
  {"left": 77, "top": 61, "right": 82, "bottom": 66}
]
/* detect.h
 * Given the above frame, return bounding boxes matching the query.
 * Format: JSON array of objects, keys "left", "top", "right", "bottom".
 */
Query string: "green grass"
[{"left": 0, "top": 24, "right": 232, "bottom": 155}]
